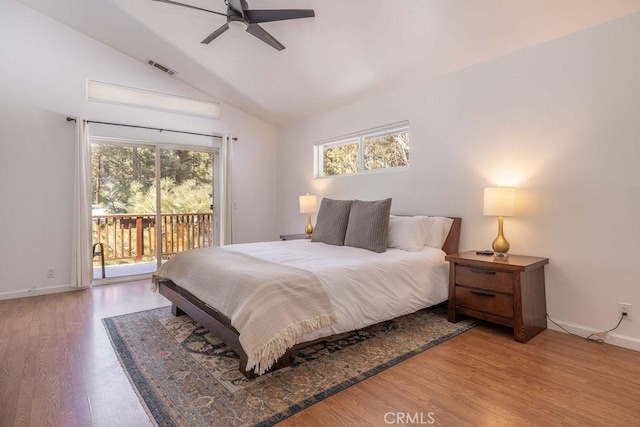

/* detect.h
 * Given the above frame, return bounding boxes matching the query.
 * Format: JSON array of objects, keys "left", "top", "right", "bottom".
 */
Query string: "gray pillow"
[
  {"left": 311, "top": 198, "right": 353, "bottom": 246},
  {"left": 344, "top": 198, "right": 392, "bottom": 253}
]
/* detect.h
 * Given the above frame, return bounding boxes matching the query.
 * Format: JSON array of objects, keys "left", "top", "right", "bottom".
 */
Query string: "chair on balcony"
[{"left": 93, "top": 242, "right": 105, "bottom": 279}]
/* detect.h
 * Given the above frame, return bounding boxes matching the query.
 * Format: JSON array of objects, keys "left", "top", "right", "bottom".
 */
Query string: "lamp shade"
[
  {"left": 299, "top": 194, "right": 317, "bottom": 213},
  {"left": 483, "top": 187, "right": 516, "bottom": 217}
]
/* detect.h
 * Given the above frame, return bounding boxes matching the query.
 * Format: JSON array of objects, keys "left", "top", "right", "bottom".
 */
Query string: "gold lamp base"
[
  {"left": 304, "top": 212, "right": 314, "bottom": 236},
  {"left": 492, "top": 216, "right": 510, "bottom": 258}
]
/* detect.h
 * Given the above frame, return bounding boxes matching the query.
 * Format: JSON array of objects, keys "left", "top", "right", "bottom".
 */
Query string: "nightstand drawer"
[
  {"left": 455, "top": 286, "right": 514, "bottom": 318},
  {"left": 455, "top": 265, "right": 513, "bottom": 294}
]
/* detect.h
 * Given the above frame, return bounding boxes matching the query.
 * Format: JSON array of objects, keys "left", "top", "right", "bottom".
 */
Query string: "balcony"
[{"left": 93, "top": 212, "right": 214, "bottom": 279}]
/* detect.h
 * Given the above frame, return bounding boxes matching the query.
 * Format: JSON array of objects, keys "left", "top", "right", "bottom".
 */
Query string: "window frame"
[{"left": 314, "top": 121, "right": 409, "bottom": 178}]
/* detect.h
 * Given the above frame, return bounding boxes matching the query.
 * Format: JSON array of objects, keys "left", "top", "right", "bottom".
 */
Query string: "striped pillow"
[
  {"left": 311, "top": 198, "right": 353, "bottom": 245},
  {"left": 344, "top": 198, "right": 392, "bottom": 253}
]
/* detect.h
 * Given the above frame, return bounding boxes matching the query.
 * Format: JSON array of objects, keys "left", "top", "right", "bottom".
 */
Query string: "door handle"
[{"left": 469, "top": 268, "right": 496, "bottom": 275}]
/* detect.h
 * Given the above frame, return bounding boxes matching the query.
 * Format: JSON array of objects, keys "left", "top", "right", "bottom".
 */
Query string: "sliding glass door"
[{"left": 91, "top": 141, "right": 218, "bottom": 280}]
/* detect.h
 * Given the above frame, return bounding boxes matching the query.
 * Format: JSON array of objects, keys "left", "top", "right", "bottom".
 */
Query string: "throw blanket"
[{"left": 152, "top": 247, "right": 337, "bottom": 375}]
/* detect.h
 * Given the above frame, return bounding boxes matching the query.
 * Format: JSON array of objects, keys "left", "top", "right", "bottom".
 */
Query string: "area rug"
[{"left": 103, "top": 305, "right": 476, "bottom": 427}]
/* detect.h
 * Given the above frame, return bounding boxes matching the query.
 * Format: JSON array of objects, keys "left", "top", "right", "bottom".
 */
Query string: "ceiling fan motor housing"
[{"left": 228, "top": 14, "right": 249, "bottom": 31}]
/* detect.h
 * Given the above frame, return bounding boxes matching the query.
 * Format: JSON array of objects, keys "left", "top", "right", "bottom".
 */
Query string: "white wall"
[
  {"left": 0, "top": 0, "right": 278, "bottom": 298},
  {"left": 277, "top": 13, "right": 640, "bottom": 350}
]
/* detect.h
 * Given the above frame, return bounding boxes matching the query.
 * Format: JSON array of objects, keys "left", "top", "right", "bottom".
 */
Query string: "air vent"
[{"left": 146, "top": 59, "right": 176, "bottom": 76}]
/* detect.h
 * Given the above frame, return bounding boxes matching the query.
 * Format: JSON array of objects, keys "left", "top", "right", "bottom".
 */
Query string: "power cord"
[
  {"left": 586, "top": 314, "right": 626, "bottom": 343},
  {"left": 546, "top": 312, "right": 627, "bottom": 344}
]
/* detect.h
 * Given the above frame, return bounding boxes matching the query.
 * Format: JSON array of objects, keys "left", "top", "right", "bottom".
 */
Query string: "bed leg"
[
  {"left": 171, "top": 304, "right": 186, "bottom": 316},
  {"left": 239, "top": 354, "right": 258, "bottom": 379},
  {"left": 271, "top": 350, "right": 294, "bottom": 371}
]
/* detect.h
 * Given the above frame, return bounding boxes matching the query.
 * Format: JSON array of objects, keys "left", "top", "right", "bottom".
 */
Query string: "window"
[
  {"left": 321, "top": 139, "right": 359, "bottom": 176},
  {"left": 87, "top": 80, "right": 220, "bottom": 119},
  {"left": 315, "top": 121, "right": 409, "bottom": 177}
]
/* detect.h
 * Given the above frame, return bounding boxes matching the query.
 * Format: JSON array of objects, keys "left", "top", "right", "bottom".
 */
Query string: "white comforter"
[{"left": 224, "top": 240, "right": 449, "bottom": 342}]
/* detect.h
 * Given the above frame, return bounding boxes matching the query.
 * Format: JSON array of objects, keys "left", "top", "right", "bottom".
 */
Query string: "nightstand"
[
  {"left": 446, "top": 251, "right": 549, "bottom": 343},
  {"left": 279, "top": 234, "right": 311, "bottom": 241}
]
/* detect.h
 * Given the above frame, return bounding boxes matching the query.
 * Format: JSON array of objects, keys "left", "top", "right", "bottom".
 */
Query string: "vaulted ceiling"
[{"left": 16, "top": 0, "right": 640, "bottom": 125}]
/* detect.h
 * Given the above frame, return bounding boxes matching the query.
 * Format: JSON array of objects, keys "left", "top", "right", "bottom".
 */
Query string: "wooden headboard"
[{"left": 442, "top": 217, "right": 462, "bottom": 255}]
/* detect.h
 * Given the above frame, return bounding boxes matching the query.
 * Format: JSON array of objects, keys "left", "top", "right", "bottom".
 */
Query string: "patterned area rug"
[{"left": 103, "top": 305, "right": 475, "bottom": 426}]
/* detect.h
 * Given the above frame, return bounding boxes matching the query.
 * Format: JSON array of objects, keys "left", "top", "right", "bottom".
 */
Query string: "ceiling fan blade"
[
  {"left": 201, "top": 23, "right": 230, "bottom": 44},
  {"left": 152, "top": 0, "right": 227, "bottom": 17},
  {"left": 246, "top": 24, "right": 285, "bottom": 51},
  {"left": 245, "top": 9, "right": 315, "bottom": 24},
  {"left": 227, "top": 0, "right": 245, "bottom": 17}
]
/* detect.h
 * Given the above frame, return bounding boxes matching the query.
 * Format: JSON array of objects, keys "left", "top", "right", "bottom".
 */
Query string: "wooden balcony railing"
[{"left": 92, "top": 213, "right": 214, "bottom": 263}]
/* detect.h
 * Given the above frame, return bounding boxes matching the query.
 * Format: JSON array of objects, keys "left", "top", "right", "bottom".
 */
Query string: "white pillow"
[
  {"left": 387, "top": 215, "right": 434, "bottom": 251},
  {"left": 424, "top": 216, "right": 454, "bottom": 248}
]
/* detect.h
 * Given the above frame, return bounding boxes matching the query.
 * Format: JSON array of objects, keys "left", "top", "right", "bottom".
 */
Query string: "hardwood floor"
[
  {"left": 281, "top": 325, "right": 640, "bottom": 426},
  {"left": 0, "top": 281, "right": 167, "bottom": 427},
  {"left": 1, "top": 281, "right": 639, "bottom": 426}
]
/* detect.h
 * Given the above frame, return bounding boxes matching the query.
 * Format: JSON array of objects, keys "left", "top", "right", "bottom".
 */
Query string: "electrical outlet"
[
  {"left": 619, "top": 303, "right": 632, "bottom": 320},
  {"left": 47, "top": 268, "right": 55, "bottom": 279}
]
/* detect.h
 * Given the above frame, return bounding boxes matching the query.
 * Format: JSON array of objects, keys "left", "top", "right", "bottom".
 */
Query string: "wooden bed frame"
[{"left": 157, "top": 217, "right": 461, "bottom": 378}]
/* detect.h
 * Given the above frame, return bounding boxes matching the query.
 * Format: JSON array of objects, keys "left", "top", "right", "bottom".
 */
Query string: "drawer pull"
[
  {"left": 470, "top": 289, "right": 496, "bottom": 297},
  {"left": 469, "top": 268, "right": 496, "bottom": 275}
]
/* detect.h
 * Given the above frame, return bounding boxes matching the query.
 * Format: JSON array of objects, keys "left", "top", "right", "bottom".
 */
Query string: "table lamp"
[
  {"left": 483, "top": 187, "right": 516, "bottom": 258},
  {"left": 299, "top": 194, "right": 317, "bottom": 236}
]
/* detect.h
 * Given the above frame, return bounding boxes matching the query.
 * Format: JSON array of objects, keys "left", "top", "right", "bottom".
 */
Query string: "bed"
[{"left": 153, "top": 205, "right": 461, "bottom": 378}]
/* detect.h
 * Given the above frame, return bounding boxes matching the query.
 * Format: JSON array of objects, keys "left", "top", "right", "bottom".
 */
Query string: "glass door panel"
[
  {"left": 91, "top": 144, "right": 157, "bottom": 279},
  {"left": 159, "top": 148, "right": 215, "bottom": 263}
]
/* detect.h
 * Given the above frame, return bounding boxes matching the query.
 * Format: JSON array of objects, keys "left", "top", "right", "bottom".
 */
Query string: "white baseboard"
[
  {"left": 0, "top": 284, "right": 79, "bottom": 300},
  {"left": 0, "top": 275, "right": 152, "bottom": 300},
  {"left": 547, "top": 319, "right": 640, "bottom": 352}
]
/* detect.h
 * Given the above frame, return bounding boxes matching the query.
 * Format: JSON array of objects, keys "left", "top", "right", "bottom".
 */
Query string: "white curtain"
[
  {"left": 71, "top": 118, "right": 93, "bottom": 287},
  {"left": 220, "top": 135, "right": 234, "bottom": 245}
]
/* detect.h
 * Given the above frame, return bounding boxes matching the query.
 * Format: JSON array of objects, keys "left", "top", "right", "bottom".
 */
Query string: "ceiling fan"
[{"left": 153, "top": 0, "right": 315, "bottom": 51}]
